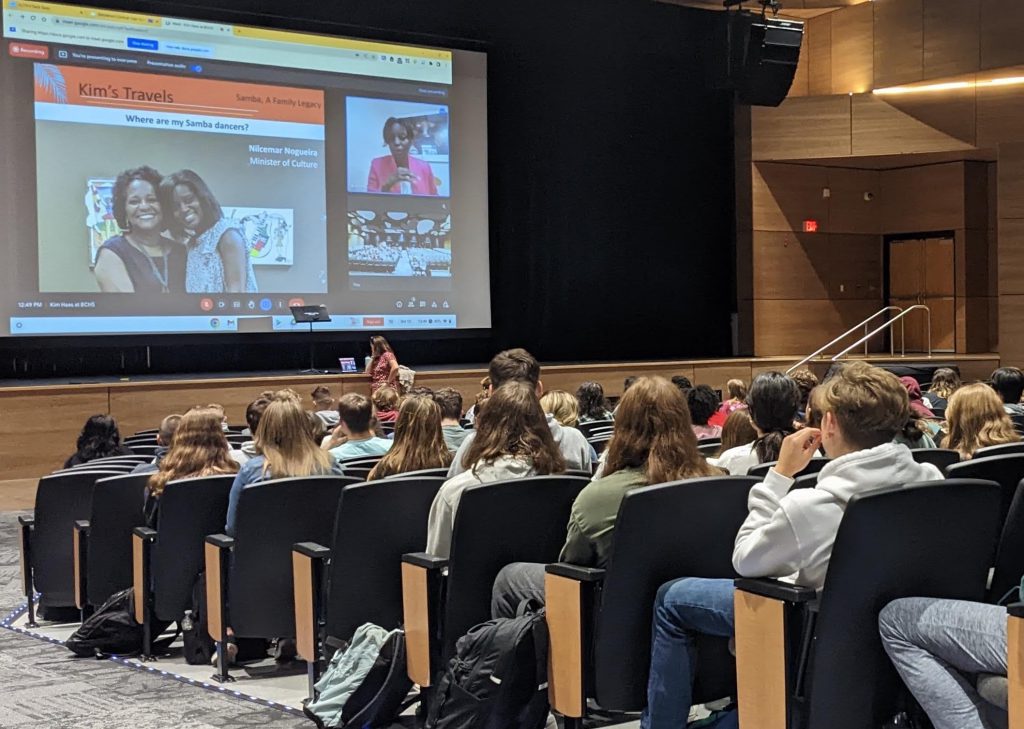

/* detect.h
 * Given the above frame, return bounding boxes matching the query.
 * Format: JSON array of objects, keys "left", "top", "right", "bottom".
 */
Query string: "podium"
[{"left": 291, "top": 305, "right": 331, "bottom": 374}]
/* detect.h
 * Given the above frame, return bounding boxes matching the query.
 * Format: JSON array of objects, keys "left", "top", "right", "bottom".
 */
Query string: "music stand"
[{"left": 291, "top": 305, "right": 331, "bottom": 374}]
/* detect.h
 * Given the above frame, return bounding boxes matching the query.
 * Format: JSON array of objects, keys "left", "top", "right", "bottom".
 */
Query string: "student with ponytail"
[{"left": 712, "top": 371, "right": 801, "bottom": 475}]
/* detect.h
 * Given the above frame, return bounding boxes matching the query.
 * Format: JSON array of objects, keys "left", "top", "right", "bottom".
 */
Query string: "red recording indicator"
[
  {"left": 8, "top": 41, "right": 49, "bottom": 59},
  {"left": 803, "top": 219, "right": 819, "bottom": 233},
  {"left": 362, "top": 317, "right": 384, "bottom": 327}
]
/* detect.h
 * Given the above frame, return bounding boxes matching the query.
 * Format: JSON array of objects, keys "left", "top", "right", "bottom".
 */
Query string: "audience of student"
[
  {"left": 790, "top": 368, "right": 819, "bottom": 422},
  {"left": 894, "top": 411, "right": 938, "bottom": 450},
  {"left": 227, "top": 396, "right": 344, "bottom": 536},
  {"left": 131, "top": 414, "right": 182, "bottom": 474},
  {"left": 372, "top": 386, "right": 400, "bottom": 423},
  {"left": 64, "top": 414, "right": 133, "bottom": 468},
  {"left": 670, "top": 375, "right": 692, "bottom": 394},
  {"left": 941, "top": 382, "right": 1020, "bottom": 459},
  {"left": 717, "top": 408, "right": 757, "bottom": 457},
  {"left": 409, "top": 386, "right": 435, "bottom": 398},
  {"left": 643, "top": 362, "right": 943, "bottom": 729},
  {"left": 234, "top": 397, "right": 270, "bottom": 465},
  {"left": 541, "top": 390, "right": 580, "bottom": 428},
  {"left": 205, "top": 402, "right": 230, "bottom": 431},
  {"left": 991, "top": 366, "right": 1024, "bottom": 416},
  {"left": 311, "top": 385, "right": 339, "bottom": 428},
  {"left": 923, "top": 367, "right": 960, "bottom": 411},
  {"left": 710, "top": 371, "right": 800, "bottom": 475},
  {"left": 900, "top": 376, "right": 936, "bottom": 419},
  {"left": 576, "top": 381, "right": 614, "bottom": 424},
  {"left": 491, "top": 376, "right": 719, "bottom": 617},
  {"left": 427, "top": 381, "right": 566, "bottom": 558},
  {"left": 434, "top": 387, "right": 470, "bottom": 452},
  {"left": 687, "top": 384, "right": 722, "bottom": 441},
  {"left": 709, "top": 378, "right": 747, "bottom": 428},
  {"left": 328, "top": 393, "right": 394, "bottom": 461},
  {"left": 366, "top": 396, "right": 453, "bottom": 480},
  {"left": 144, "top": 407, "right": 239, "bottom": 527},
  {"left": 448, "top": 349, "right": 591, "bottom": 476}
]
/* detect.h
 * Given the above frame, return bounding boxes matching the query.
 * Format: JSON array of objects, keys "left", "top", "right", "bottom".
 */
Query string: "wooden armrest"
[
  {"left": 735, "top": 578, "right": 816, "bottom": 603},
  {"left": 734, "top": 585, "right": 793, "bottom": 729},
  {"left": 1009, "top": 608, "right": 1024, "bottom": 728},
  {"left": 1009, "top": 602, "right": 1024, "bottom": 619},
  {"left": 133, "top": 526, "right": 156, "bottom": 540},
  {"left": 132, "top": 529, "right": 153, "bottom": 625},
  {"left": 544, "top": 566, "right": 602, "bottom": 719},
  {"left": 292, "top": 542, "right": 330, "bottom": 665},
  {"left": 73, "top": 521, "right": 90, "bottom": 610},
  {"left": 205, "top": 534, "right": 234, "bottom": 643},
  {"left": 401, "top": 555, "right": 445, "bottom": 688},
  {"left": 18, "top": 515, "right": 34, "bottom": 527}
]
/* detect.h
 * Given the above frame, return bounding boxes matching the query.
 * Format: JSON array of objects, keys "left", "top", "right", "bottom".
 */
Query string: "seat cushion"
[{"left": 976, "top": 673, "right": 1008, "bottom": 710}]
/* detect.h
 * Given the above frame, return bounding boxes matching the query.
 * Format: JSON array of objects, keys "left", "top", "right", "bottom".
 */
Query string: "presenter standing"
[
  {"left": 367, "top": 117, "right": 438, "bottom": 196},
  {"left": 94, "top": 166, "right": 186, "bottom": 293},
  {"left": 161, "top": 169, "right": 258, "bottom": 293},
  {"left": 367, "top": 335, "right": 400, "bottom": 394}
]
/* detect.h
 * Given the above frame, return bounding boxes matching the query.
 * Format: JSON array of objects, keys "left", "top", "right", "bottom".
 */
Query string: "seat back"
[
  {"left": 946, "top": 454, "right": 1024, "bottom": 524},
  {"left": 151, "top": 475, "right": 235, "bottom": 621},
  {"left": 86, "top": 473, "right": 150, "bottom": 607},
  {"left": 384, "top": 467, "right": 450, "bottom": 479},
  {"left": 805, "top": 480, "right": 1002, "bottom": 729},
  {"left": 229, "top": 476, "right": 357, "bottom": 638},
  {"left": 325, "top": 476, "right": 444, "bottom": 639},
  {"left": 747, "top": 457, "right": 829, "bottom": 481},
  {"left": 974, "top": 442, "right": 1024, "bottom": 459},
  {"left": 578, "top": 420, "right": 615, "bottom": 439},
  {"left": 990, "top": 478, "right": 1024, "bottom": 603},
  {"left": 593, "top": 476, "right": 756, "bottom": 711},
  {"left": 443, "top": 475, "right": 590, "bottom": 660},
  {"left": 32, "top": 470, "right": 123, "bottom": 607},
  {"left": 909, "top": 448, "right": 960, "bottom": 473}
]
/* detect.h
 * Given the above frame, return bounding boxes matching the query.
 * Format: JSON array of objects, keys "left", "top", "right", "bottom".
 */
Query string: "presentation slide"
[{"left": 0, "top": 1, "right": 490, "bottom": 336}]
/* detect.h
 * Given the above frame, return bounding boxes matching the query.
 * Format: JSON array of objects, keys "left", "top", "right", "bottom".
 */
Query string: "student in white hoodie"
[
  {"left": 447, "top": 348, "right": 591, "bottom": 477},
  {"left": 426, "top": 380, "right": 566, "bottom": 558},
  {"left": 642, "top": 361, "right": 943, "bottom": 729}
]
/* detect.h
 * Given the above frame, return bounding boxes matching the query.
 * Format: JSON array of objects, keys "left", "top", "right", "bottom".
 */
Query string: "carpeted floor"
[{"left": 0, "top": 510, "right": 308, "bottom": 728}]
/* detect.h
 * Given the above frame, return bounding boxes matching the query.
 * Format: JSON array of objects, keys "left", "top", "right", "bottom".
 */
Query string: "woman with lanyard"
[{"left": 93, "top": 166, "right": 186, "bottom": 293}]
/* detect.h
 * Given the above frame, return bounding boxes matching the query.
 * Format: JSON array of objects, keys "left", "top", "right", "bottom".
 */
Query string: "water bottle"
[
  {"left": 181, "top": 609, "right": 194, "bottom": 632},
  {"left": 365, "top": 355, "right": 372, "bottom": 370},
  {"left": 399, "top": 180, "right": 413, "bottom": 195}
]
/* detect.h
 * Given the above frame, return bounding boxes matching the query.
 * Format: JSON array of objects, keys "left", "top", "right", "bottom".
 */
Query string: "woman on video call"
[
  {"left": 161, "top": 169, "right": 258, "bottom": 293},
  {"left": 93, "top": 166, "right": 186, "bottom": 294},
  {"left": 367, "top": 117, "right": 438, "bottom": 196}
]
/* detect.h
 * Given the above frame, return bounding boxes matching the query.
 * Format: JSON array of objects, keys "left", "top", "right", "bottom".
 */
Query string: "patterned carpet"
[{"left": 0, "top": 511, "right": 308, "bottom": 728}]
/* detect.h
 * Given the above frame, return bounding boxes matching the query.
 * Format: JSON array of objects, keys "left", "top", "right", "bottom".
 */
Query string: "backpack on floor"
[
  {"left": 66, "top": 588, "right": 141, "bottom": 657},
  {"left": 304, "top": 623, "right": 413, "bottom": 729},
  {"left": 181, "top": 572, "right": 215, "bottom": 665},
  {"left": 425, "top": 601, "right": 549, "bottom": 729}
]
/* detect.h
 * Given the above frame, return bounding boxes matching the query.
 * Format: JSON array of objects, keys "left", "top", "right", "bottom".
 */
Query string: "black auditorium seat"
[
  {"left": 588, "top": 435, "right": 612, "bottom": 455},
  {"left": 19, "top": 468, "right": 125, "bottom": 625},
  {"left": 205, "top": 475, "right": 359, "bottom": 681},
  {"left": 910, "top": 447, "right": 961, "bottom": 473},
  {"left": 383, "top": 467, "right": 450, "bottom": 479},
  {"left": 132, "top": 474, "right": 235, "bottom": 658},
  {"left": 733, "top": 479, "right": 1002, "bottom": 729},
  {"left": 73, "top": 473, "right": 150, "bottom": 617},
  {"left": 578, "top": 420, "right": 615, "bottom": 439},
  {"left": 990, "top": 479, "right": 1024, "bottom": 605},
  {"left": 974, "top": 442, "right": 1024, "bottom": 459},
  {"left": 698, "top": 441, "right": 722, "bottom": 457},
  {"left": 546, "top": 476, "right": 757, "bottom": 726},
  {"left": 292, "top": 475, "right": 445, "bottom": 698},
  {"left": 747, "top": 457, "right": 830, "bottom": 481},
  {"left": 947, "top": 454, "right": 1024, "bottom": 525},
  {"left": 401, "top": 475, "right": 590, "bottom": 693},
  {"left": 128, "top": 444, "right": 161, "bottom": 457}
]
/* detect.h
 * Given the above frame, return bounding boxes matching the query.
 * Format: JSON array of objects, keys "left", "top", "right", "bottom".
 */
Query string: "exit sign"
[{"left": 803, "top": 219, "right": 819, "bottom": 233}]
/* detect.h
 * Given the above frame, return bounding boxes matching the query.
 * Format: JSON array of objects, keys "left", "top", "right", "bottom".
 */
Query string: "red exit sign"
[{"left": 803, "top": 219, "right": 819, "bottom": 233}]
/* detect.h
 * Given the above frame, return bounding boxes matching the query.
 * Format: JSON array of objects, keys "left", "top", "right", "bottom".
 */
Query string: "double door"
[{"left": 887, "top": 237, "right": 955, "bottom": 353}]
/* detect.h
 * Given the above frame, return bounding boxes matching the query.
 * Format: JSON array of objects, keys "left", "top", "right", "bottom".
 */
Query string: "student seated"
[
  {"left": 716, "top": 409, "right": 757, "bottom": 458},
  {"left": 879, "top": 597, "right": 1009, "bottom": 729},
  {"left": 643, "top": 362, "right": 943, "bottom": 729},
  {"left": 64, "top": 414, "right": 134, "bottom": 468},
  {"left": 131, "top": 414, "right": 182, "bottom": 474},
  {"left": 790, "top": 368, "right": 819, "bottom": 424},
  {"left": 941, "top": 382, "right": 1020, "bottom": 458},
  {"left": 576, "top": 380, "right": 614, "bottom": 424},
  {"left": 367, "top": 396, "right": 453, "bottom": 480},
  {"left": 328, "top": 393, "right": 394, "bottom": 461},
  {"left": 490, "top": 376, "right": 720, "bottom": 618},
  {"left": 992, "top": 366, "right": 1024, "bottom": 416},
  {"left": 924, "top": 367, "right": 960, "bottom": 411},
  {"left": 372, "top": 386, "right": 400, "bottom": 424},
  {"left": 311, "top": 385, "right": 339, "bottom": 428},
  {"left": 434, "top": 387, "right": 470, "bottom": 453},
  {"left": 426, "top": 381, "right": 566, "bottom": 559},
  {"left": 709, "top": 371, "right": 800, "bottom": 475},
  {"left": 227, "top": 395, "right": 345, "bottom": 536},
  {"left": 448, "top": 348, "right": 591, "bottom": 477},
  {"left": 709, "top": 378, "right": 747, "bottom": 428},
  {"left": 687, "top": 384, "right": 722, "bottom": 441},
  {"left": 463, "top": 376, "right": 491, "bottom": 424},
  {"left": 232, "top": 397, "right": 269, "bottom": 466},
  {"left": 542, "top": 390, "right": 580, "bottom": 428},
  {"left": 143, "top": 407, "right": 239, "bottom": 527}
]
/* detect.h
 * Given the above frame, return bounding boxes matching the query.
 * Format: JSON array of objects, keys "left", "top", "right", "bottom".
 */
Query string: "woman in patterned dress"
[
  {"left": 366, "top": 335, "right": 399, "bottom": 394},
  {"left": 160, "top": 169, "right": 257, "bottom": 293}
]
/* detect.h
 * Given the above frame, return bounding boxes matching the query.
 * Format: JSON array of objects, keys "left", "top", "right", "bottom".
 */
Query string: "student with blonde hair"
[
  {"left": 372, "top": 386, "right": 400, "bottom": 423},
  {"left": 226, "top": 395, "right": 344, "bottom": 536},
  {"left": 367, "top": 396, "right": 453, "bottom": 480},
  {"left": 942, "top": 382, "right": 1020, "bottom": 459},
  {"left": 540, "top": 390, "right": 580, "bottom": 428}
]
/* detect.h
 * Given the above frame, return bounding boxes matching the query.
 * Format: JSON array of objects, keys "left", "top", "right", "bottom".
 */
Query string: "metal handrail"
[
  {"left": 786, "top": 306, "right": 902, "bottom": 374},
  {"left": 831, "top": 305, "right": 932, "bottom": 362}
]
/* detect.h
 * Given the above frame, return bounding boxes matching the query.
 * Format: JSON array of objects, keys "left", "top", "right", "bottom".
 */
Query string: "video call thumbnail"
[{"left": 347, "top": 200, "right": 452, "bottom": 285}]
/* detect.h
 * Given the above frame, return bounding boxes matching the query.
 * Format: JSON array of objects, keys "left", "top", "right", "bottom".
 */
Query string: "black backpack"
[
  {"left": 425, "top": 602, "right": 549, "bottom": 729},
  {"left": 182, "top": 572, "right": 215, "bottom": 665},
  {"left": 66, "top": 588, "right": 141, "bottom": 657}
]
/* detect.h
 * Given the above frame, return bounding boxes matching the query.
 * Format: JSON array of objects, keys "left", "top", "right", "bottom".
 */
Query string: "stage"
[{"left": 0, "top": 353, "right": 1000, "bottom": 501}]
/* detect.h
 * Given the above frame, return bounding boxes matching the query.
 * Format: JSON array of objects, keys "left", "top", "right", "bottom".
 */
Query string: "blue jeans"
[{"left": 641, "top": 578, "right": 737, "bottom": 729}]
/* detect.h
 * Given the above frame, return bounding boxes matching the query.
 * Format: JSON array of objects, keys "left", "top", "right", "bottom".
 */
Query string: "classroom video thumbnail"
[
  {"left": 347, "top": 201, "right": 452, "bottom": 288},
  {"left": 346, "top": 96, "right": 450, "bottom": 198}
]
